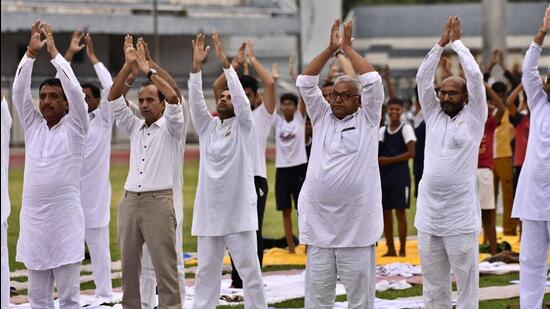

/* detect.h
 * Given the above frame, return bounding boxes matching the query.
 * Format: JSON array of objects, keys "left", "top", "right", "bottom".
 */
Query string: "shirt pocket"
[
  {"left": 340, "top": 128, "right": 360, "bottom": 154},
  {"left": 449, "top": 121, "right": 472, "bottom": 149}
]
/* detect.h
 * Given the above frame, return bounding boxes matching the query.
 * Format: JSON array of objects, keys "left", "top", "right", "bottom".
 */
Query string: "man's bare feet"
[{"left": 382, "top": 251, "right": 397, "bottom": 257}]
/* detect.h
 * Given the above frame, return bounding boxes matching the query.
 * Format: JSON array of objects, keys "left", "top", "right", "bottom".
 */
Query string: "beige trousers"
[{"left": 118, "top": 189, "right": 181, "bottom": 309}]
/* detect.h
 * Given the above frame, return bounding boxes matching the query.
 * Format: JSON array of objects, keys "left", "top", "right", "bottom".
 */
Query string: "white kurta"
[
  {"left": 13, "top": 54, "right": 88, "bottom": 270},
  {"left": 274, "top": 111, "right": 308, "bottom": 168},
  {"left": 296, "top": 72, "right": 384, "bottom": 248},
  {"left": 1, "top": 96, "right": 11, "bottom": 224},
  {"left": 512, "top": 42, "right": 550, "bottom": 221},
  {"left": 81, "top": 62, "right": 113, "bottom": 228},
  {"left": 414, "top": 40, "right": 487, "bottom": 236},
  {"left": 252, "top": 103, "right": 273, "bottom": 178},
  {"left": 189, "top": 66, "right": 258, "bottom": 237}
]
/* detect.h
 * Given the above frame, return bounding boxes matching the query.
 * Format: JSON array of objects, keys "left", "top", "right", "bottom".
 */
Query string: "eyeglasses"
[
  {"left": 438, "top": 90, "right": 462, "bottom": 98},
  {"left": 328, "top": 92, "right": 360, "bottom": 101}
]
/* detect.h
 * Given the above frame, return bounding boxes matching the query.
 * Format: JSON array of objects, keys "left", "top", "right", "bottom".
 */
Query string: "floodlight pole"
[
  {"left": 153, "top": 0, "right": 160, "bottom": 61},
  {"left": 482, "top": 0, "right": 506, "bottom": 68}
]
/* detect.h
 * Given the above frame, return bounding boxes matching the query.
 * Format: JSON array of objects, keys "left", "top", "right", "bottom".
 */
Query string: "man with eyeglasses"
[
  {"left": 295, "top": 19, "right": 384, "bottom": 308},
  {"left": 414, "top": 16, "right": 486, "bottom": 308}
]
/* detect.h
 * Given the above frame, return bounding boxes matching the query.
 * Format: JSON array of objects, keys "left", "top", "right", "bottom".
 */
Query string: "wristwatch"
[{"left": 147, "top": 68, "right": 158, "bottom": 80}]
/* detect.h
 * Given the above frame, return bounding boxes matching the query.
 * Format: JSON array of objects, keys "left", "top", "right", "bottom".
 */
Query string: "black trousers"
[{"left": 230, "top": 176, "right": 268, "bottom": 288}]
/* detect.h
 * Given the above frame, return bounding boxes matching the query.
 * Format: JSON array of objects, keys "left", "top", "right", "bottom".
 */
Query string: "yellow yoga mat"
[{"left": 185, "top": 232, "right": 549, "bottom": 267}]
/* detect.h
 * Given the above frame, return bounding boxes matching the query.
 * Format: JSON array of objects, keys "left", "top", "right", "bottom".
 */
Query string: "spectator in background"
[
  {"left": 478, "top": 83, "right": 506, "bottom": 256},
  {"left": 490, "top": 81, "right": 518, "bottom": 236},
  {"left": 378, "top": 97, "right": 416, "bottom": 257}
]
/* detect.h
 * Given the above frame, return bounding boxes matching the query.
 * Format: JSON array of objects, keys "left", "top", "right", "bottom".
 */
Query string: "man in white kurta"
[
  {"left": 414, "top": 16, "right": 486, "bottom": 309},
  {"left": 63, "top": 33, "right": 115, "bottom": 302},
  {"left": 296, "top": 20, "right": 384, "bottom": 308},
  {"left": 1, "top": 95, "right": 12, "bottom": 309},
  {"left": 512, "top": 7, "right": 550, "bottom": 308},
  {"left": 189, "top": 33, "right": 266, "bottom": 309},
  {"left": 13, "top": 22, "right": 88, "bottom": 308}
]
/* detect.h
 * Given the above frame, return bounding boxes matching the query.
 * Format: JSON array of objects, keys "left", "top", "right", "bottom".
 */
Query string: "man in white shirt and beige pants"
[
  {"left": 415, "top": 16, "right": 486, "bottom": 309},
  {"left": 108, "top": 35, "right": 184, "bottom": 309},
  {"left": 296, "top": 19, "right": 384, "bottom": 308},
  {"left": 189, "top": 32, "right": 267, "bottom": 309},
  {"left": 13, "top": 21, "right": 89, "bottom": 308},
  {"left": 512, "top": 6, "right": 550, "bottom": 308}
]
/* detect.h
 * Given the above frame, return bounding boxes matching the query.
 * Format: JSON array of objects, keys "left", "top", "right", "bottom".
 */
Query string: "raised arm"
[
  {"left": 135, "top": 40, "right": 178, "bottom": 105},
  {"left": 450, "top": 16, "right": 487, "bottom": 123},
  {"left": 12, "top": 20, "right": 44, "bottom": 129},
  {"left": 382, "top": 64, "right": 395, "bottom": 99},
  {"left": 42, "top": 24, "right": 89, "bottom": 135},
  {"left": 341, "top": 20, "right": 383, "bottom": 125},
  {"left": 336, "top": 52, "right": 356, "bottom": 78},
  {"left": 297, "top": 19, "right": 341, "bottom": 123},
  {"left": 416, "top": 17, "right": 451, "bottom": 117},
  {"left": 85, "top": 33, "right": 113, "bottom": 90},
  {"left": 505, "top": 83, "right": 523, "bottom": 117},
  {"left": 140, "top": 38, "right": 183, "bottom": 100},
  {"left": 189, "top": 32, "right": 213, "bottom": 135},
  {"left": 246, "top": 39, "right": 275, "bottom": 114},
  {"left": 212, "top": 42, "right": 246, "bottom": 100},
  {"left": 108, "top": 35, "right": 141, "bottom": 134},
  {"left": 212, "top": 32, "right": 254, "bottom": 130},
  {"left": 64, "top": 30, "right": 85, "bottom": 63},
  {"left": 522, "top": 5, "right": 549, "bottom": 110},
  {"left": 484, "top": 82, "right": 505, "bottom": 125}
]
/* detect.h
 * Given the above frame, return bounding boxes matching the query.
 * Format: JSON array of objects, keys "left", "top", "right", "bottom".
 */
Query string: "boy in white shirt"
[
  {"left": 189, "top": 32, "right": 266, "bottom": 309},
  {"left": 274, "top": 92, "right": 308, "bottom": 253}
]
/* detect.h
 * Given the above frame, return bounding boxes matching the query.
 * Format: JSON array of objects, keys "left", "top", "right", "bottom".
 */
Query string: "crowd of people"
[{"left": 0, "top": 6, "right": 549, "bottom": 309}]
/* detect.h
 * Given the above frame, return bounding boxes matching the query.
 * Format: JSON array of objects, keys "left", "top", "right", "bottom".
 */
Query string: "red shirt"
[
  {"left": 478, "top": 116, "right": 498, "bottom": 169},
  {"left": 511, "top": 114, "right": 529, "bottom": 167}
]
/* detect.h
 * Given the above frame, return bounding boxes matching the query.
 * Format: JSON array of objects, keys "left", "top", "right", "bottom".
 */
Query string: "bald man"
[{"left": 414, "top": 16, "right": 486, "bottom": 309}]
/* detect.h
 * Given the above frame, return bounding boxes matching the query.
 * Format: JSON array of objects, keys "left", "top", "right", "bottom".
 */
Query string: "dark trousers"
[{"left": 230, "top": 176, "right": 267, "bottom": 288}]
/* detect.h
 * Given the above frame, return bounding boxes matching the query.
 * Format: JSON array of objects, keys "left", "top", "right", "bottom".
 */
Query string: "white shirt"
[
  {"left": 252, "top": 103, "right": 274, "bottom": 178},
  {"left": 110, "top": 96, "right": 184, "bottom": 192},
  {"left": 189, "top": 66, "right": 257, "bottom": 236},
  {"left": 1, "top": 97, "right": 12, "bottom": 224},
  {"left": 378, "top": 123, "right": 417, "bottom": 143},
  {"left": 414, "top": 41, "right": 487, "bottom": 236},
  {"left": 13, "top": 54, "right": 89, "bottom": 270},
  {"left": 512, "top": 42, "right": 550, "bottom": 221},
  {"left": 296, "top": 72, "right": 384, "bottom": 248},
  {"left": 81, "top": 62, "right": 113, "bottom": 228},
  {"left": 274, "top": 111, "right": 308, "bottom": 168}
]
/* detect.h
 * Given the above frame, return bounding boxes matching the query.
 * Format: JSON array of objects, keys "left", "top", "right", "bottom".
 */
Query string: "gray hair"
[{"left": 333, "top": 75, "right": 362, "bottom": 96}]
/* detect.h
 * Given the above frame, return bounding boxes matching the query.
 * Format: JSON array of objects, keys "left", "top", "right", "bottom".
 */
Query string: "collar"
[
  {"left": 140, "top": 116, "right": 165, "bottom": 130},
  {"left": 330, "top": 109, "right": 359, "bottom": 122}
]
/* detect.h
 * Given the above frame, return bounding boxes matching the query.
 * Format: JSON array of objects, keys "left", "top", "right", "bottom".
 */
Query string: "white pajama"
[
  {"left": 27, "top": 262, "right": 81, "bottom": 309},
  {"left": 417, "top": 232, "right": 479, "bottom": 309},
  {"left": 140, "top": 222, "right": 186, "bottom": 309},
  {"left": 512, "top": 42, "right": 550, "bottom": 307},
  {"left": 193, "top": 231, "right": 266, "bottom": 309},
  {"left": 1, "top": 222, "right": 9, "bottom": 309},
  {"left": 519, "top": 220, "right": 550, "bottom": 309},
  {"left": 84, "top": 225, "right": 113, "bottom": 301},
  {"left": 305, "top": 246, "right": 375, "bottom": 309}
]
